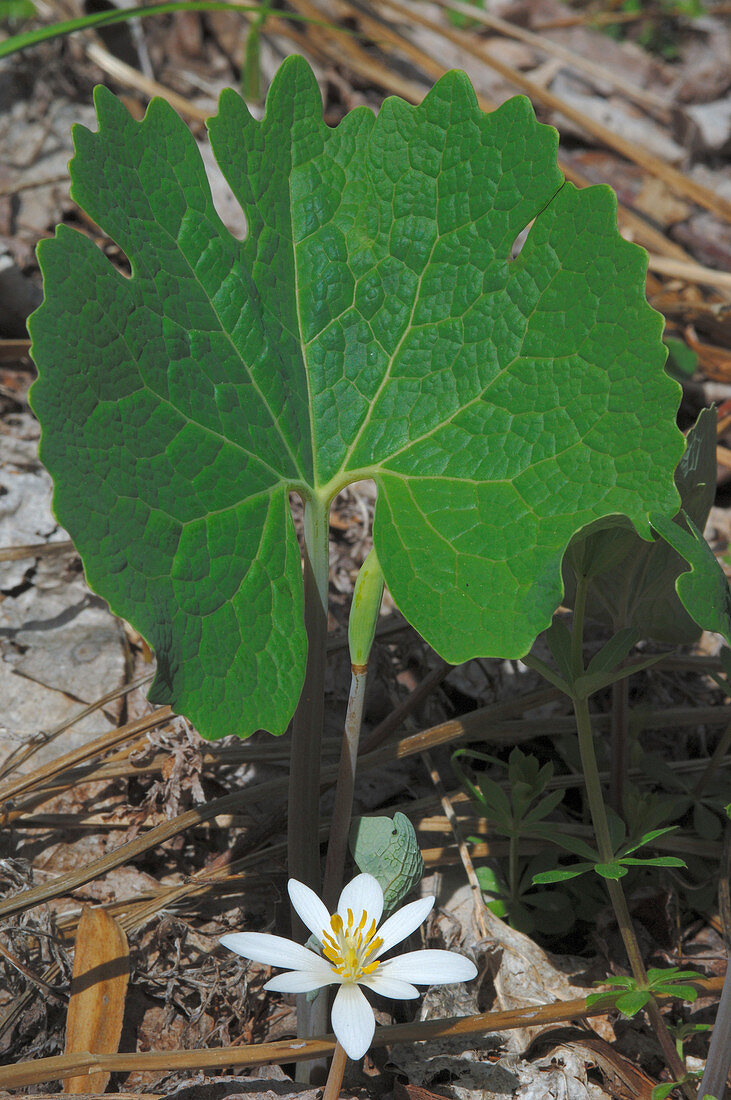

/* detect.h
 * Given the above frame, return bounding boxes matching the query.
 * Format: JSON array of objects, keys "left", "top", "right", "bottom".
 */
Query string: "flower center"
[{"left": 321, "top": 908, "right": 383, "bottom": 982}]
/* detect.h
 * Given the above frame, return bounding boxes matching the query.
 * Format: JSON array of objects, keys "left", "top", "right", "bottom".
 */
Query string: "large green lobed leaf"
[{"left": 30, "top": 57, "right": 683, "bottom": 739}]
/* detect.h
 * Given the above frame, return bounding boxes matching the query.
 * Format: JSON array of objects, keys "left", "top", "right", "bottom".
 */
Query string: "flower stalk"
[
  {"left": 322, "top": 667, "right": 369, "bottom": 914},
  {"left": 322, "top": 549, "right": 384, "bottom": 912},
  {"left": 322, "top": 1042, "right": 348, "bottom": 1100}
]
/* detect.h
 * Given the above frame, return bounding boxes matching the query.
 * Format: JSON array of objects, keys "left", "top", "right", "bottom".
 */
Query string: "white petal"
[
  {"left": 377, "top": 950, "right": 477, "bottom": 985},
  {"left": 361, "top": 973, "right": 420, "bottom": 999},
  {"left": 264, "top": 967, "right": 339, "bottom": 994},
  {"left": 288, "top": 879, "right": 331, "bottom": 944},
  {"left": 337, "top": 874, "right": 383, "bottom": 927},
  {"left": 331, "top": 982, "right": 375, "bottom": 1061},
  {"left": 220, "top": 932, "right": 326, "bottom": 972},
  {"left": 373, "top": 896, "right": 434, "bottom": 957}
]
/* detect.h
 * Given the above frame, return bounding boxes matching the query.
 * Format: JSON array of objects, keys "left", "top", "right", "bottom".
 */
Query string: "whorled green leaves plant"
[{"left": 29, "top": 55, "right": 685, "bottom": 741}]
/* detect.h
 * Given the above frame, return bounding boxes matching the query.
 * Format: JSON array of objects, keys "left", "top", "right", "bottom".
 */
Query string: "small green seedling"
[
  {"left": 669, "top": 1019, "right": 712, "bottom": 1061},
  {"left": 453, "top": 746, "right": 565, "bottom": 840},
  {"left": 475, "top": 856, "right": 586, "bottom": 935},
  {"left": 651, "top": 1077, "right": 705, "bottom": 1100},
  {"left": 454, "top": 747, "right": 583, "bottom": 932},
  {"left": 641, "top": 752, "right": 727, "bottom": 841},
  {"left": 586, "top": 967, "right": 702, "bottom": 1018}
]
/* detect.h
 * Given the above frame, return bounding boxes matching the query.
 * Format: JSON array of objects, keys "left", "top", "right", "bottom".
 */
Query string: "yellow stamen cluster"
[{"left": 321, "top": 907, "right": 384, "bottom": 983}]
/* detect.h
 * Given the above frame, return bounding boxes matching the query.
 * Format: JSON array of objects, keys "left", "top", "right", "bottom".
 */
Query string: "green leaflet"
[
  {"left": 29, "top": 57, "right": 683, "bottom": 739},
  {"left": 650, "top": 511, "right": 731, "bottom": 640},
  {"left": 349, "top": 813, "right": 424, "bottom": 914}
]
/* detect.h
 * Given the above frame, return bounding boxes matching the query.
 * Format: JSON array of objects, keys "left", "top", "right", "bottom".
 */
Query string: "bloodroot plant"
[{"left": 28, "top": 55, "right": 731, "bottom": 1085}]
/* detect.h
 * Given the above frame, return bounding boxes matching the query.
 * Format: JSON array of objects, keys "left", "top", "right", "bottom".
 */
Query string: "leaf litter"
[{"left": 1, "top": 1, "right": 731, "bottom": 1097}]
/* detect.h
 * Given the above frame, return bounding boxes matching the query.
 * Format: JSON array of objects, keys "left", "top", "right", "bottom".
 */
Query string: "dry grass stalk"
[
  {"left": 2, "top": 976, "right": 724, "bottom": 1089},
  {"left": 5, "top": 684, "right": 729, "bottom": 923},
  {"left": 0, "top": 685, "right": 560, "bottom": 919},
  {"left": 422, "top": 749, "right": 491, "bottom": 940},
  {"left": 0, "top": 540, "right": 73, "bottom": 561},
  {"left": 84, "top": 42, "right": 213, "bottom": 121},
  {"left": 294, "top": 0, "right": 440, "bottom": 101},
  {"left": 0, "top": 338, "right": 32, "bottom": 359},
  {"left": 421, "top": 0, "right": 671, "bottom": 119},
  {"left": 0, "top": 705, "right": 169, "bottom": 804},
  {"left": 647, "top": 255, "right": 731, "bottom": 295}
]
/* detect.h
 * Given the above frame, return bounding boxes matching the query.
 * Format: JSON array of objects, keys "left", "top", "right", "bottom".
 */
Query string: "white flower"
[{"left": 221, "top": 872, "right": 477, "bottom": 1060}]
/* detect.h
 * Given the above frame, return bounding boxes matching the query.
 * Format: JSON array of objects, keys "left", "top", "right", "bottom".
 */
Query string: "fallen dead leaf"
[
  {"left": 64, "top": 906, "right": 130, "bottom": 1095},
  {"left": 525, "top": 1029, "right": 657, "bottom": 1100}
]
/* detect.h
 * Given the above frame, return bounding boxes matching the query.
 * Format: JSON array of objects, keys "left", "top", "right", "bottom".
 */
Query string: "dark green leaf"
[
  {"left": 532, "top": 862, "right": 593, "bottom": 883},
  {"left": 650, "top": 511, "right": 731, "bottom": 640},
  {"left": 615, "top": 989, "right": 651, "bottom": 1015},
  {"left": 524, "top": 787, "right": 565, "bottom": 825},
  {"left": 30, "top": 59, "right": 683, "bottom": 738},
  {"left": 478, "top": 776, "right": 514, "bottom": 826},
  {"left": 575, "top": 649, "right": 667, "bottom": 697},
  {"left": 544, "top": 619, "right": 574, "bottom": 682},
  {"left": 664, "top": 335, "right": 698, "bottom": 381},
  {"left": 606, "top": 807, "right": 626, "bottom": 851},
  {"left": 619, "top": 856, "right": 686, "bottom": 868},
  {"left": 595, "top": 861, "right": 628, "bottom": 879},
  {"left": 523, "top": 653, "right": 571, "bottom": 695},
  {"left": 543, "top": 832, "right": 598, "bottom": 860},
  {"left": 586, "top": 626, "right": 640, "bottom": 675}
]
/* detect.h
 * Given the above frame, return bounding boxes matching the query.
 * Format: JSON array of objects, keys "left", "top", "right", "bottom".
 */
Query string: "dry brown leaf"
[
  {"left": 64, "top": 906, "right": 130, "bottom": 1095},
  {"left": 394, "top": 1082, "right": 454, "bottom": 1100},
  {"left": 526, "top": 1030, "right": 658, "bottom": 1100}
]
